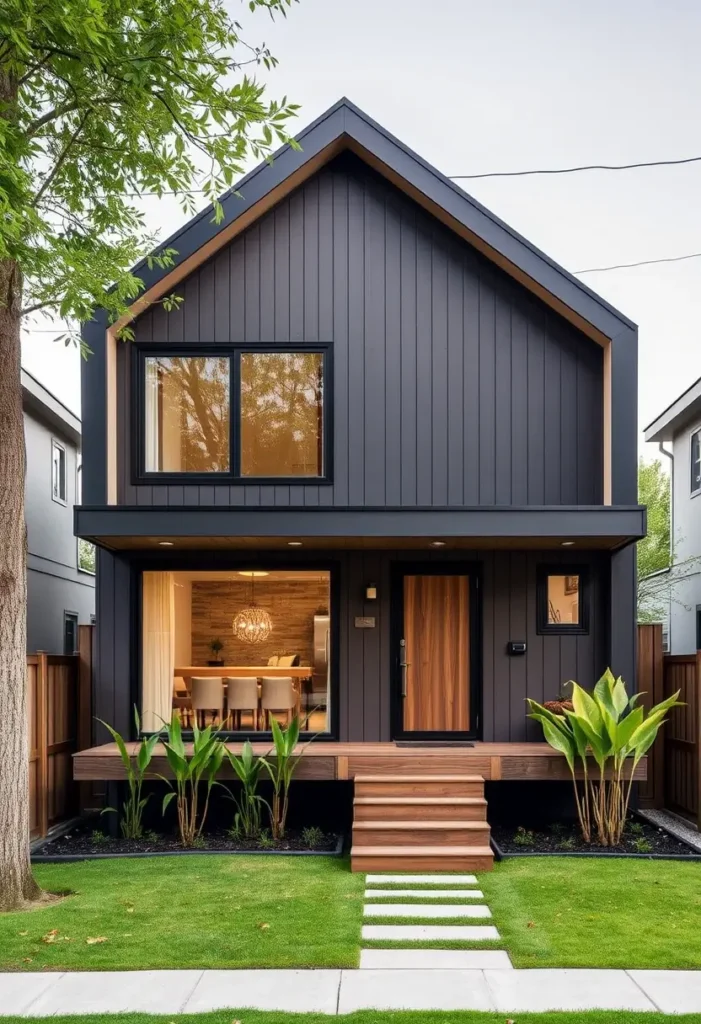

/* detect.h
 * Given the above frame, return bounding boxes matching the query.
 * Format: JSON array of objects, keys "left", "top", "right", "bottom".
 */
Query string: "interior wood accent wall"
[
  {"left": 94, "top": 547, "right": 607, "bottom": 744},
  {"left": 190, "top": 578, "right": 329, "bottom": 666},
  {"left": 117, "top": 153, "right": 604, "bottom": 509},
  {"left": 403, "top": 574, "right": 470, "bottom": 731}
]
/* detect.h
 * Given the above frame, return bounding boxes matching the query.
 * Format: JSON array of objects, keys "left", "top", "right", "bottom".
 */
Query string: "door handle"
[{"left": 399, "top": 639, "right": 410, "bottom": 698}]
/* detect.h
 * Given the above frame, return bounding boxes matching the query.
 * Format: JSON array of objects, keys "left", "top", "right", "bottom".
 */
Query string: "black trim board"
[{"left": 75, "top": 504, "right": 647, "bottom": 543}]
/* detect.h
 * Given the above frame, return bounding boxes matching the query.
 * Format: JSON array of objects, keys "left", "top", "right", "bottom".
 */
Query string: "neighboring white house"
[{"left": 645, "top": 375, "right": 701, "bottom": 654}]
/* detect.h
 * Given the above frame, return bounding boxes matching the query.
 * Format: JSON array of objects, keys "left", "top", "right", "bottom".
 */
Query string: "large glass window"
[
  {"left": 141, "top": 568, "right": 333, "bottom": 735},
  {"left": 239, "top": 351, "right": 325, "bottom": 477},
  {"left": 144, "top": 356, "right": 230, "bottom": 473},
  {"left": 691, "top": 428, "right": 701, "bottom": 494}
]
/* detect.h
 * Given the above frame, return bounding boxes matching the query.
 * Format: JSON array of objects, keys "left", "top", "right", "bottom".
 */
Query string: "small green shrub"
[
  {"left": 258, "top": 829, "right": 275, "bottom": 849},
  {"left": 301, "top": 825, "right": 325, "bottom": 849},
  {"left": 632, "top": 837, "right": 653, "bottom": 854},
  {"left": 98, "top": 706, "right": 161, "bottom": 840},
  {"left": 191, "top": 834, "right": 207, "bottom": 849},
  {"left": 513, "top": 826, "right": 535, "bottom": 846},
  {"left": 627, "top": 820, "right": 645, "bottom": 836},
  {"left": 224, "top": 740, "right": 268, "bottom": 839},
  {"left": 557, "top": 836, "right": 576, "bottom": 850},
  {"left": 90, "top": 829, "right": 109, "bottom": 845},
  {"left": 143, "top": 829, "right": 160, "bottom": 842}
]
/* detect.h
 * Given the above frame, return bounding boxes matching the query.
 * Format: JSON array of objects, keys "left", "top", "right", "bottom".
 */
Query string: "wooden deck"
[{"left": 73, "top": 741, "right": 647, "bottom": 782}]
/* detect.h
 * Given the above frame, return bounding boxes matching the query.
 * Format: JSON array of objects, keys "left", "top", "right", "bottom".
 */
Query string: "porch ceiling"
[{"left": 75, "top": 504, "right": 646, "bottom": 552}]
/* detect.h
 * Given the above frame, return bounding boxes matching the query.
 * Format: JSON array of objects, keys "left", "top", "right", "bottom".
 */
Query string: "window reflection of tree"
[
  {"left": 240, "top": 352, "right": 324, "bottom": 477},
  {"left": 150, "top": 356, "right": 230, "bottom": 472}
]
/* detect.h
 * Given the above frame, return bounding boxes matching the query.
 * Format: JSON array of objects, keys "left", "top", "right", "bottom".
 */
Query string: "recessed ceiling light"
[
  {"left": 237, "top": 570, "right": 270, "bottom": 577},
  {"left": 158, "top": 541, "right": 174, "bottom": 547},
  {"left": 287, "top": 541, "right": 303, "bottom": 547},
  {"left": 430, "top": 540, "right": 446, "bottom": 548},
  {"left": 561, "top": 541, "right": 575, "bottom": 547}
]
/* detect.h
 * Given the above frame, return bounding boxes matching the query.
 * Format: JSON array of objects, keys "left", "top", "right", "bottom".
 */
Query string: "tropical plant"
[
  {"left": 262, "top": 715, "right": 305, "bottom": 840},
  {"left": 98, "top": 707, "right": 161, "bottom": 839},
  {"left": 159, "top": 712, "right": 224, "bottom": 847},
  {"left": 527, "top": 669, "right": 682, "bottom": 847},
  {"left": 301, "top": 825, "right": 324, "bottom": 849},
  {"left": 224, "top": 740, "right": 268, "bottom": 839}
]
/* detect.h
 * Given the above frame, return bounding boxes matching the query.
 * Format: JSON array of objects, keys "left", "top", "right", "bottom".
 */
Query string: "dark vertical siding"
[
  {"left": 118, "top": 154, "right": 603, "bottom": 508},
  {"left": 94, "top": 547, "right": 607, "bottom": 744}
]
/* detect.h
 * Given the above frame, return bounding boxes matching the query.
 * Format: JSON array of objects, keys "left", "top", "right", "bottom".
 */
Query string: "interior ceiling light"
[
  {"left": 237, "top": 570, "right": 270, "bottom": 577},
  {"left": 430, "top": 540, "right": 446, "bottom": 547},
  {"left": 232, "top": 577, "right": 272, "bottom": 645},
  {"left": 561, "top": 541, "right": 575, "bottom": 547},
  {"left": 158, "top": 541, "right": 174, "bottom": 547},
  {"left": 287, "top": 541, "right": 303, "bottom": 546}
]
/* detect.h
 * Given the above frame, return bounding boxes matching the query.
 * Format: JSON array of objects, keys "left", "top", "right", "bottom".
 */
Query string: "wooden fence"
[
  {"left": 638, "top": 622, "right": 701, "bottom": 829},
  {"left": 27, "top": 625, "right": 93, "bottom": 839}
]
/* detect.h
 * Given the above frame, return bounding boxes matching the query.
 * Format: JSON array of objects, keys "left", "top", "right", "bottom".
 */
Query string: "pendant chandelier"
[{"left": 232, "top": 577, "right": 272, "bottom": 645}]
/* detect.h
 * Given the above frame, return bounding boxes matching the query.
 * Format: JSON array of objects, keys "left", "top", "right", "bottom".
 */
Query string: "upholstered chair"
[
  {"left": 190, "top": 676, "right": 224, "bottom": 729},
  {"left": 260, "top": 676, "right": 297, "bottom": 728},
  {"left": 225, "top": 676, "right": 259, "bottom": 731}
]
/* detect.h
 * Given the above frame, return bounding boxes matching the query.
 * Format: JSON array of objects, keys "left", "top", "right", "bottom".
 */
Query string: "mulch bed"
[
  {"left": 492, "top": 817, "right": 699, "bottom": 857},
  {"left": 34, "top": 822, "right": 340, "bottom": 857}
]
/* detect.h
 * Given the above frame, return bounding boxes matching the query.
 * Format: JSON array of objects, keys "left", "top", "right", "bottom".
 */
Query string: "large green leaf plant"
[
  {"left": 527, "top": 670, "right": 681, "bottom": 846},
  {"left": 159, "top": 712, "right": 225, "bottom": 847}
]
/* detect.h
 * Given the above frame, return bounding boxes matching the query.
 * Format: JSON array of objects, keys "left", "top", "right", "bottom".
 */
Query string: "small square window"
[
  {"left": 51, "top": 440, "right": 66, "bottom": 504},
  {"left": 691, "top": 429, "right": 701, "bottom": 494},
  {"left": 537, "top": 567, "right": 589, "bottom": 634}
]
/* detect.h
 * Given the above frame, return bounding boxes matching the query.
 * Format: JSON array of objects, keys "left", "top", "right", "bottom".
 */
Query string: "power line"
[
  {"left": 450, "top": 154, "right": 701, "bottom": 180},
  {"left": 575, "top": 251, "right": 701, "bottom": 274}
]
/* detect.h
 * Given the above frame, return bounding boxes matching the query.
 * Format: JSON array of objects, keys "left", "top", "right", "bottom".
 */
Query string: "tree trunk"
[{"left": 0, "top": 256, "right": 43, "bottom": 910}]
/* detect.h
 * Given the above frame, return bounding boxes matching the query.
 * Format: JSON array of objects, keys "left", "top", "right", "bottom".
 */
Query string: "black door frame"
[{"left": 389, "top": 561, "right": 482, "bottom": 741}]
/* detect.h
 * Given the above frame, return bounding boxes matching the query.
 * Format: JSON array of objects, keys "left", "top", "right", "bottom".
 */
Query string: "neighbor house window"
[
  {"left": 63, "top": 611, "right": 78, "bottom": 655},
  {"left": 144, "top": 355, "right": 230, "bottom": 473},
  {"left": 691, "top": 429, "right": 701, "bottom": 494},
  {"left": 239, "top": 350, "right": 326, "bottom": 477},
  {"left": 51, "top": 439, "right": 66, "bottom": 503},
  {"left": 537, "top": 567, "right": 589, "bottom": 634}
]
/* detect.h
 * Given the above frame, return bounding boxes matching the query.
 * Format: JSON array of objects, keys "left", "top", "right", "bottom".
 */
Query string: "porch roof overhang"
[{"left": 75, "top": 504, "right": 646, "bottom": 552}]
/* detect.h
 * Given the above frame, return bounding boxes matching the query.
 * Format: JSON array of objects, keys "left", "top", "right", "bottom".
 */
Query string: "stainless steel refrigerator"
[{"left": 309, "top": 613, "right": 330, "bottom": 711}]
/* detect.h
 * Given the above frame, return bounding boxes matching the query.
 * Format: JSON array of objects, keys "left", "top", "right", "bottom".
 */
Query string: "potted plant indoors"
[{"left": 208, "top": 638, "right": 224, "bottom": 666}]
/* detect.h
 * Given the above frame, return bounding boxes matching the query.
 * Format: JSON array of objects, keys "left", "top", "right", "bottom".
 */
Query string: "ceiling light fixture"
[
  {"left": 237, "top": 570, "right": 270, "bottom": 577},
  {"left": 287, "top": 541, "right": 303, "bottom": 547},
  {"left": 232, "top": 577, "right": 272, "bottom": 645},
  {"left": 158, "top": 541, "right": 174, "bottom": 547},
  {"left": 561, "top": 541, "right": 575, "bottom": 547},
  {"left": 430, "top": 540, "right": 446, "bottom": 548}
]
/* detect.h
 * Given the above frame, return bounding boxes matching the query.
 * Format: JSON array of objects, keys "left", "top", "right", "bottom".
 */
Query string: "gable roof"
[
  {"left": 124, "top": 96, "right": 634, "bottom": 345},
  {"left": 645, "top": 374, "right": 701, "bottom": 441}
]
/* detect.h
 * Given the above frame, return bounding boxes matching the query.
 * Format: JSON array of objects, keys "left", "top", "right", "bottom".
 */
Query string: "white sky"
[{"left": 22, "top": 0, "right": 701, "bottom": 462}]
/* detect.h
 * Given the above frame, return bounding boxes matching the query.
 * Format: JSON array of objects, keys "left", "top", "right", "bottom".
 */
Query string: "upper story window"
[
  {"left": 138, "top": 345, "right": 330, "bottom": 482},
  {"left": 691, "top": 428, "right": 701, "bottom": 495},
  {"left": 537, "top": 566, "right": 589, "bottom": 635},
  {"left": 51, "top": 439, "right": 66, "bottom": 504},
  {"left": 144, "top": 355, "right": 230, "bottom": 473}
]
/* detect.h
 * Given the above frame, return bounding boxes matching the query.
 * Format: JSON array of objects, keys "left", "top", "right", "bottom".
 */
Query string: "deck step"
[
  {"left": 355, "top": 775, "right": 485, "bottom": 798},
  {"left": 354, "top": 796, "right": 487, "bottom": 821},
  {"left": 352, "top": 820, "right": 490, "bottom": 847},
  {"left": 351, "top": 845, "right": 494, "bottom": 873}
]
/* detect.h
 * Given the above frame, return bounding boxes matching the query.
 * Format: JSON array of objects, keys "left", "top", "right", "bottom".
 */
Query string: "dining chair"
[
  {"left": 190, "top": 676, "right": 224, "bottom": 729},
  {"left": 225, "top": 676, "right": 259, "bottom": 731},
  {"left": 260, "top": 676, "right": 296, "bottom": 728}
]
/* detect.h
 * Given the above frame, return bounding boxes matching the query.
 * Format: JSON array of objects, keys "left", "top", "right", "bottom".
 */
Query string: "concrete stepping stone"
[
  {"left": 366, "top": 873, "right": 477, "bottom": 884},
  {"left": 365, "top": 888, "right": 484, "bottom": 899},
  {"left": 364, "top": 903, "right": 491, "bottom": 918},
  {"left": 362, "top": 924, "right": 500, "bottom": 941},
  {"left": 360, "top": 948, "right": 513, "bottom": 969}
]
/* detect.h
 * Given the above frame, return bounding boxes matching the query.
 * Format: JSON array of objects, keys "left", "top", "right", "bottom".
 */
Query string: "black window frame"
[
  {"left": 536, "top": 565, "right": 590, "bottom": 636},
  {"left": 63, "top": 610, "right": 79, "bottom": 655},
  {"left": 51, "top": 438, "right": 67, "bottom": 505},
  {"left": 691, "top": 427, "right": 701, "bottom": 496},
  {"left": 133, "top": 342, "right": 333, "bottom": 486}
]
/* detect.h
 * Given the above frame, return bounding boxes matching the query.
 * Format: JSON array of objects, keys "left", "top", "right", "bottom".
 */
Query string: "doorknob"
[{"left": 399, "top": 639, "right": 411, "bottom": 698}]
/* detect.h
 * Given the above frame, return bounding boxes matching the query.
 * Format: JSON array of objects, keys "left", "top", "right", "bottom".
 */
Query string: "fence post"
[
  {"left": 77, "top": 624, "right": 93, "bottom": 750},
  {"left": 36, "top": 650, "right": 49, "bottom": 838},
  {"left": 637, "top": 623, "right": 665, "bottom": 808}
]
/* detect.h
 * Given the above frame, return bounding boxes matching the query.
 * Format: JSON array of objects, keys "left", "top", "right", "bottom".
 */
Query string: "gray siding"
[
  {"left": 93, "top": 547, "right": 607, "bottom": 744},
  {"left": 24, "top": 409, "right": 95, "bottom": 654},
  {"left": 118, "top": 154, "right": 603, "bottom": 508}
]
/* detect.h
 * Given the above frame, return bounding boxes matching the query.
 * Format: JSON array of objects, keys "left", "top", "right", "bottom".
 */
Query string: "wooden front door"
[{"left": 393, "top": 568, "right": 476, "bottom": 737}]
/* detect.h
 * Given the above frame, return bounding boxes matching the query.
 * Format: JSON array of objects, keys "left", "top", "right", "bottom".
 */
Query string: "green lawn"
[
  {"left": 0, "top": 856, "right": 365, "bottom": 970},
  {"left": 2, "top": 854, "right": 700, "bottom": 971},
  {"left": 5, "top": 1013, "right": 701, "bottom": 1024}
]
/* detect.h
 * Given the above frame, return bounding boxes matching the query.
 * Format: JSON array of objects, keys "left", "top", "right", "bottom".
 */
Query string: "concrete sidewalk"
[{"left": 2, "top": 967, "right": 701, "bottom": 1015}]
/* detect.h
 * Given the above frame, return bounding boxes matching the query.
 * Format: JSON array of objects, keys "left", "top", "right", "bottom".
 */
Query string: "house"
[
  {"left": 645, "top": 376, "right": 701, "bottom": 653},
  {"left": 73, "top": 98, "right": 644, "bottom": 871},
  {"left": 23, "top": 368, "right": 95, "bottom": 654}
]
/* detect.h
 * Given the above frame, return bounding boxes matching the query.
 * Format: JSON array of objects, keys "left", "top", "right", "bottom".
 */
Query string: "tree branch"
[
  {"left": 32, "top": 109, "right": 90, "bottom": 207},
  {"left": 25, "top": 99, "right": 82, "bottom": 138}
]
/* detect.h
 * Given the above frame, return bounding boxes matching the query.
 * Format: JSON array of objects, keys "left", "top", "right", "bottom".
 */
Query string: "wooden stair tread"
[
  {"left": 354, "top": 796, "right": 486, "bottom": 805},
  {"left": 354, "top": 820, "right": 488, "bottom": 830},
  {"left": 351, "top": 845, "right": 493, "bottom": 856},
  {"left": 355, "top": 774, "right": 485, "bottom": 783}
]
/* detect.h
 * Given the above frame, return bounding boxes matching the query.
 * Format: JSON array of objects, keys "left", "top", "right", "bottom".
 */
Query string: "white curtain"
[
  {"left": 142, "top": 571, "right": 174, "bottom": 732},
  {"left": 144, "top": 359, "right": 160, "bottom": 472}
]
